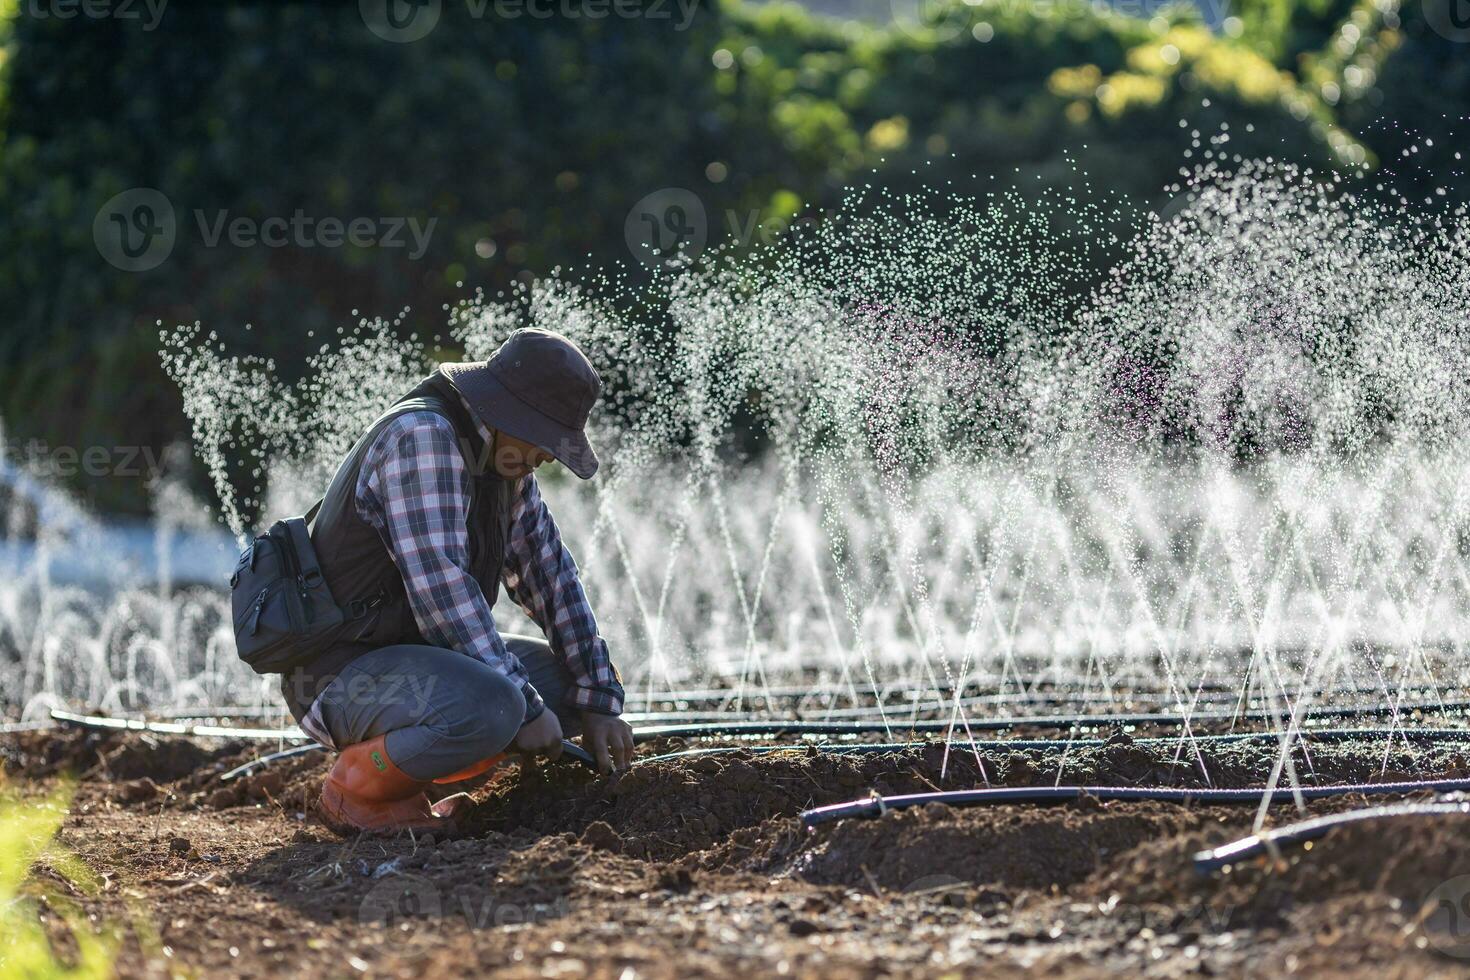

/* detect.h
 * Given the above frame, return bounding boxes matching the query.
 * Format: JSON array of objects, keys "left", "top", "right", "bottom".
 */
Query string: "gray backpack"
[{"left": 229, "top": 501, "right": 385, "bottom": 675}]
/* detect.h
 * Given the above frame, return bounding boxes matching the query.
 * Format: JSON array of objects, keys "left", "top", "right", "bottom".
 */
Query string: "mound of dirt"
[
  {"left": 456, "top": 732, "right": 1470, "bottom": 862},
  {"left": 0, "top": 727, "right": 244, "bottom": 783},
  {"left": 6, "top": 725, "right": 1470, "bottom": 976},
  {"left": 795, "top": 798, "right": 1205, "bottom": 893}
]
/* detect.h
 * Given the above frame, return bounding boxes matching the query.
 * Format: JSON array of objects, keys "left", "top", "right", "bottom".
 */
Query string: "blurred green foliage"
[
  {"left": 0, "top": 0, "right": 1463, "bottom": 512},
  {"left": 0, "top": 782, "right": 116, "bottom": 977}
]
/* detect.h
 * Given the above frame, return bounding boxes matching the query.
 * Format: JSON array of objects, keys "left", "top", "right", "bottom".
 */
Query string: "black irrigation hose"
[
  {"left": 49, "top": 692, "right": 1470, "bottom": 746},
  {"left": 626, "top": 689, "right": 1470, "bottom": 724},
  {"left": 558, "top": 742, "right": 598, "bottom": 768},
  {"left": 619, "top": 675, "right": 1469, "bottom": 709},
  {"left": 47, "top": 703, "right": 1470, "bottom": 756},
  {"left": 630, "top": 699, "right": 1470, "bottom": 741},
  {"left": 49, "top": 709, "right": 310, "bottom": 742},
  {"left": 1192, "top": 801, "right": 1470, "bottom": 873},
  {"left": 800, "top": 779, "right": 1470, "bottom": 828},
  {"left": 220, "top": 743, "right": 326, "bottom": 781},
  {"left": 92, "top": 684, "right": 1470, "bottom": 733},
  {"left": 639, "top": 726, "right": 1470, "bottom": 764},
  {"left": 129, "top": 683, "right": 1470, "bottom": 728},
  {"left": 148, "top": 706, "right": 299, "bottom": 722}
]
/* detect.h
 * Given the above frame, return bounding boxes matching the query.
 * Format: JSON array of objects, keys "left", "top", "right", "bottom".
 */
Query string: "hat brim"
[{"left": 440, "top": 362, "right": 600, "bottom": 479}]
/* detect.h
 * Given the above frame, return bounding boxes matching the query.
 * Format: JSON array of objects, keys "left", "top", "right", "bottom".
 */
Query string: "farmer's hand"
[
  {"left": 581, "top": 711, "right": 634, "bottom": 774},
  {"left": 514, "top": 708, "right": 563, "bottom": 761}
]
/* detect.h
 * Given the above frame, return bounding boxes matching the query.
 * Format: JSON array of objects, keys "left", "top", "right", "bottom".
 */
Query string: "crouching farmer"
[{"left": 280, "top": 329, "right": 634, "bottom": 833}]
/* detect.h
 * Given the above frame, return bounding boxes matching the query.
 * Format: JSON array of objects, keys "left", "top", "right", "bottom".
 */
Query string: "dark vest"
[{"left": 279, "top": 369, "right": 515, "bottom": 722}]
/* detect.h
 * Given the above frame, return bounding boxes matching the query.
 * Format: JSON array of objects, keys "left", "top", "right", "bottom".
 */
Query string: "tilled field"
[{"left": 5, "top": 725, "right": 1470, "bottom": 978}]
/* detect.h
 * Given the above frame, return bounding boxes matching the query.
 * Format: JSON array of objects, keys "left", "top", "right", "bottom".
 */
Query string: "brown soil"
[{"left": 5, "top": 725, "right": 1470, "bottom": 978}]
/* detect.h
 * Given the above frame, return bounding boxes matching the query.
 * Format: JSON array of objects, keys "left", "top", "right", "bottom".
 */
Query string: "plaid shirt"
[{"left": 342, "top": 399, "right": 624, "bottom": 724}]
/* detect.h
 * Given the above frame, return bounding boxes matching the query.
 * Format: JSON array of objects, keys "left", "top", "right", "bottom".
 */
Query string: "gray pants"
[{"left": 310, "top": 634, "right": 581, "bottom": 782}]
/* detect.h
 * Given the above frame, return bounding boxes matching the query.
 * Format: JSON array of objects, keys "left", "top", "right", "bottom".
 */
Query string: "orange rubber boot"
[
  {"left": 318, "top": 734, "right": 456, "bottom": 835},
  {"left": 423, "top": 752, "right": 513, "bottom": 823},
  {"left": 432, "top": 751, "right": 508, "bottom": 785}
]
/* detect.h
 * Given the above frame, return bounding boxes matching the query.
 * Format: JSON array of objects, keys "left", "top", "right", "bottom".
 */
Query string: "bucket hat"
[{"left": 439, "top": 328, "right": 601, "bottom": 479}]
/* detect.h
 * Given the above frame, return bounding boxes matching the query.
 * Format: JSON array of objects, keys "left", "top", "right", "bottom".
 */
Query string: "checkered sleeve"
[
  {"left": 501, "top": 474, "right": 626, "bottom": 715},
  {"left": 356, "top": 412, "right": 546, "bottom": 724}
]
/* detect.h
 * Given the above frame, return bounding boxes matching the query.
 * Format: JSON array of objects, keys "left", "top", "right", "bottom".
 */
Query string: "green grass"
[{"left": 0, "top": 782, "right": 117, "bottom": 978}]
